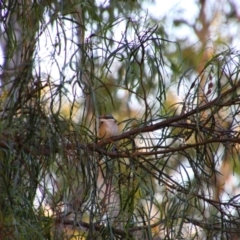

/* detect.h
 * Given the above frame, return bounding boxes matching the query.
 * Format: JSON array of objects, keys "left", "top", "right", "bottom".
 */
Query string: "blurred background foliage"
[{"left": 1, "top": 0, "right": 240, "bottom": 239}]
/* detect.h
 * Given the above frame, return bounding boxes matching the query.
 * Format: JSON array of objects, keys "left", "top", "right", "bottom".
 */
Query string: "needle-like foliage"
[{"left": 1, "top": 1, "right": 240, "bottom": 239}]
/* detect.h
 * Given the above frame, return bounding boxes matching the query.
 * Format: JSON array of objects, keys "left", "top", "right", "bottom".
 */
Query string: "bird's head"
[
  {"left": 98, "top": 114, "right": 115, "bottom": 120},
  {"left": 98, "top": 114, "right": 118, "bottom": 139}
]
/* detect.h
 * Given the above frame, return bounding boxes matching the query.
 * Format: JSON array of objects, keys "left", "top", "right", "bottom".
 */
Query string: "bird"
[{"left": 98, "top": 114, "right": 118, "bottom": 140}]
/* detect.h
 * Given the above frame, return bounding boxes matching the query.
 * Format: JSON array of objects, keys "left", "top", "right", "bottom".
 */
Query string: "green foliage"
[{"left": 1, "top": 0, "right": 240, "bottom": 239}]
